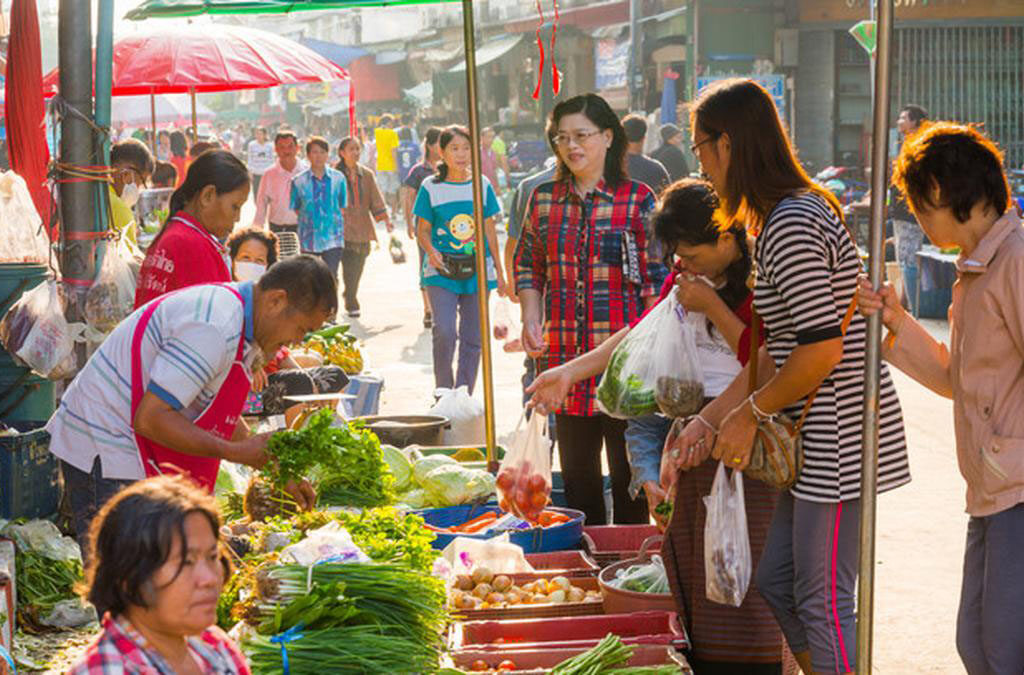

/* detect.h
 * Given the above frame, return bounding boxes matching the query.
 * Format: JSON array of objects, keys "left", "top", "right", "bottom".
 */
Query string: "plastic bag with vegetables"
[
  {"left": 0, "top": 280, "right": 77, "bottom": 380},
  {"left": 609, "top": 554, "right": 670, "bottom": 594},
  {"left": 704, "top": 461, "right": 752, "bottom": 607},
  {"left": 84, "top": 238, "right": 140, "bottom": 334},
  {"left": 495, "top": 412, "right": 552, "bottom": 522},
  {"left": 596, "top": 294, "right": 705, "bottom": 419}
]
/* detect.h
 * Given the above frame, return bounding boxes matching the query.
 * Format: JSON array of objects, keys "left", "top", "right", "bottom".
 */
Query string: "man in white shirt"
[
  {"left": 46, "top": 255, "right": 336, "bottom": 544},
  {"left": 247, "top": 127, "right": 275, "bottom": 209},
  {"left": 253, "top": 129, "right": 307, "bottom": 234}
]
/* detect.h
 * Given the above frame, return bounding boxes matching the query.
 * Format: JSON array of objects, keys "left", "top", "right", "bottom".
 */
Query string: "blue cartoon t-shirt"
[{"left": 413, "top": 175, "right": 502, "bottom": 295}]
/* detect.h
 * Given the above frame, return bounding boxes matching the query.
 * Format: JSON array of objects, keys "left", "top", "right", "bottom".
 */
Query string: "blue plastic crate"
[
  {"left": 0, "top": 422, "right": 58, "bottom": 520},
  {"left": 414, "top": 505, "right": 585, "bottom": 553}
]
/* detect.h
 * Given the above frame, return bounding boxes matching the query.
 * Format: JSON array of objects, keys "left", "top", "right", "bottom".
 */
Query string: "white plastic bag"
[
  {"left": 491, "top": 296, "right": 523, "bottom": 353},
  {"left": 0, "top": 171, "right": 50, "bottom": 264},
  {"left": 280, "top": 522, "right": 371, "bottom": 566},
  {"left": 440, "top": 534, "right": 535, "bottom": 577},
  {"left": 703, "top": 462, "right": 751, "bottom": 607},
  {"left": 596, "top": 294, "right": 705, "bottom": 419},
  {"left": 495, "top": 412, "right": 552, "bottom": 522},
  {"left": 429, "top": 386, "right": 485, "bottom": 445},
  {"left": 0, "top": 280, "right": 75, "bottom": 379},
  {"left": 84, "top": 238, "right": 140, "bottom": 334}
]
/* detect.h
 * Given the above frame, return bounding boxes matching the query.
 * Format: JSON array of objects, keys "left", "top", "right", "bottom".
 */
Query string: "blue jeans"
[
  {"left": 426, "top": 285, "right": 486, "bottom": 394},
  {"left": 315, "top": 247, "right": 344, "bottom": 280},
  {"left": 60, "top": 458, "right": 134, "bottom": 560},
  {"left": 956, "top": 503, "right": 1024, "bottom": 675},
  {"left": 623, "top": 414, "right": 672, "bottom": 499}
]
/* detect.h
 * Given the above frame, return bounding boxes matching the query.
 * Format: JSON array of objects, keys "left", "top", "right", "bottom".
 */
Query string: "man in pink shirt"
[{"left": 252, "top": 130, "right": 306, "bottom": 234}]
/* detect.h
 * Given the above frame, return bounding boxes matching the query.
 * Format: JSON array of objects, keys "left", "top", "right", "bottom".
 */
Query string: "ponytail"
[
  {"left": 436, "top": 161, "right": 450, "bottom": 182},
  {"left": 151, "top": 149, "right": 249, "bottom": 249}
]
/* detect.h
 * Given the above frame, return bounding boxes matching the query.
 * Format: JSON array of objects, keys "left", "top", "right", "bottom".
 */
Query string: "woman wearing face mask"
[
  {"left": 135, "top": 149, "right": 250, "bottom": 308},
  {"left": 68, "top": 476, "right": 250, "bottom": 674},
  {"left": 528, "top": 180, "right": 783, "bottom": 671},
  {"left": 227, "top": 227, "right": 277, "bottom": 284},
  {"left": 516, "top": 93, "right": 664, "bottom": 526},
  {"left": 683, "top": 78, "right": 910, "bottom": 675},
  {"left": 414, "top": 125, "right": 507, "bottom": 395},
  {"left": 109, "top": 139, "right": 155, "bottom": 246}
]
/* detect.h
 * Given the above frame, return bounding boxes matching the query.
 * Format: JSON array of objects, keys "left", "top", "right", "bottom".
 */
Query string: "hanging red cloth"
[{"left": 5, "top": 0, "right": 52, "bottom": 238}]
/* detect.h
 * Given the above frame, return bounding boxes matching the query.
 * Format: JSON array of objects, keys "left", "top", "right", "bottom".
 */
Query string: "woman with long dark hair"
[
  {"left": 528, "top": 179, "right": 784, "bottom": 670},
  {"left": 516, "top": 93, "right": 665, "bottom": 525},
  {"left": 135, "top": 149, "right": 250, "bottom": 307},
  {"left": 674, "top": 78, "right": 910, "bottom": 675},
  {"left": 413, "top": 125, "right": 507, "bottom": 394}
]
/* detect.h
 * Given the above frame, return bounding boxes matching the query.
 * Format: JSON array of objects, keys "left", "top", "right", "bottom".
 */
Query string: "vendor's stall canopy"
[
  {"left": 433, "top": 34, "right": 521, "bottom": 101},
  {"left": 126, "top": 0, "right": 461, "bottom": 20}
]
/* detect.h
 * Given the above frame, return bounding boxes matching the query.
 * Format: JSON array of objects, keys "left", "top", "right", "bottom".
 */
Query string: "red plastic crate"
[
  {"left": 449, "top": 644, "right": 691, "bottom": 673},
  {"left": 450, "top": 610, "right": 689, "bottom": 652},
  {"left": 582, "top": 525, "right": 662, "bottom": 567},
  {"left": 523, "top": 550, "right": 599, "bottom": 577},
  {"left": 452, "top": 576, "right": 604, "bottom": 622}
]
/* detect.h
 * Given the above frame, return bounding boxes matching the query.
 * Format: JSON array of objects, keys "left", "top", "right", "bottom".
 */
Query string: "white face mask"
[
  {"left": 234, "top": 261, "right": 267, "bottom": 282},
  {"left": 120, "top": 181, "right": 140, "bottom": 208}
]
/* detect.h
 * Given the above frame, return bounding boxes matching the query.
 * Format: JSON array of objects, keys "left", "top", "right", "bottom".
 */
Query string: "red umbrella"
[
  {"left": 42, "top": 24, "right": 355, "bottom": 135},
  {"left": 5, "top": 0, "right": 52, "bottom": 235}
]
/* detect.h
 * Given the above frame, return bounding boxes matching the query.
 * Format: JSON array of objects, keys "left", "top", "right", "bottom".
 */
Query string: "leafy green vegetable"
[
  {"left": 596, "top": 346, "right": 658, "bottom": 418},
  {"left": 654, "top": 500, "right": 673, "bottom": 518},
  {"left": 420, "top": 464, "right": 495, "bottom": 507},
  {"left": 263, "top": 408, "right": 341, "bottom": 488},
  {"left": 381, "top": 445, "right": 413, "bottom": 491},
  {"left": 15, "top": 551, "right": 83, "bottom": 628},
  {"left": 411, "top": 454, "right": 458, "bottom": 485}
]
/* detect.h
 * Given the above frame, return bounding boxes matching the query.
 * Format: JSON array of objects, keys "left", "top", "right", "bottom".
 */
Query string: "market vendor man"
[{"left": 46, "top": 255, "right": 335, "bottom": 546}]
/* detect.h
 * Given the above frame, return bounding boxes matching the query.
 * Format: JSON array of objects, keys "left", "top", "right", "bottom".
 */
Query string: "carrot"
[{"left": 452, "top": 512, "right": 498, "bottom": 533}]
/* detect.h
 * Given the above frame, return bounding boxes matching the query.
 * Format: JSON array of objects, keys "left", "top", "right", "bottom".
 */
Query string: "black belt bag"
[{"left": 440, "top": 252, "right": 477, "bottom": 281}]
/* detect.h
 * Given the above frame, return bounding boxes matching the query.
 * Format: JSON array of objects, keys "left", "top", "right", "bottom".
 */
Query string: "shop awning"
[
  {"left": 403, "top": 80, "right": 432, "bottom": 107},
  {"left": 300, "top": 37, "right": 369, "bottom": 67},
  {"left": 447, "top": 35, "right": 522, "bottom": 72}
]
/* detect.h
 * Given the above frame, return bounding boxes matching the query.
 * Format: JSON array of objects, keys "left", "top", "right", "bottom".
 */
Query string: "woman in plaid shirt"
[
  {"left": 516, "top": 93, "right": 666, "bottom": 525},
  {"left": 68, "top": 476, "right": 249, "bottom": 675}
]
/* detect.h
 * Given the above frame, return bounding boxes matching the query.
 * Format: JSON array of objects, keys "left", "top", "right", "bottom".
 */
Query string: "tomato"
[
  {"left": 514, "top": 490, "right": 532, "bottom": 515},
  {"left": 530, "top": 490, "right": 548, "bottom": 509},
  {"left": 470, "top": 660, "right": 490, "bottom": 671},
  {"left": 497, "top": 660, "right": 517, "bottom": 671},
  {"left": 527, "top": 473, "right": 548, "bottom": 492},
  {"left": 538, "top": 511, "right": 554, "bottom": 527},
  {"left": 496, "top": 471, "right": 515, "bottom": 491}
]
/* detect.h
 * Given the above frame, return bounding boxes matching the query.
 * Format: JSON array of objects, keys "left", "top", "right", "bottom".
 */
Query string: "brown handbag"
[{"left": 745, "top": 298, "right": 857, "bottom": 490}]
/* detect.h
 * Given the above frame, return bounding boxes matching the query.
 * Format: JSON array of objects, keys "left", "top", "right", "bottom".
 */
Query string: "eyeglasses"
[
  {"left": 690, "top": 134, "right": 720, "bottom": 154},
  {"left": 552, "top": 129, "right": 603, "bottom": 147}
]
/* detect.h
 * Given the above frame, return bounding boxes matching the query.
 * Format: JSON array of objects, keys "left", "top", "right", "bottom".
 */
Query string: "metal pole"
[
  {"left": 460, "top": 0, "right": 498, "bottom": 471},
  {"left": 150, "top": 92, "right": 158, "bottom": 155},
  {"left": 857, "top": 0, "right": 894, "bottom": 670},
  {"left": 628, "top": 0, "right": 642, "bottom": 110},
  {"left": 95, "top": 0, "right": 113, "bottom": 242},
  {"left": 58, "top": 0, "right": 98, "bottom": 287},
  {"left": 191, "top": 87, "right": 199, "bottom": 144}
]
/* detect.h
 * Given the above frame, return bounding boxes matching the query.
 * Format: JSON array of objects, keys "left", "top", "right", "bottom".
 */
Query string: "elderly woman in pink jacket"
[{"left": 859, "top": 121, "right": 1024, "bottom": 675}]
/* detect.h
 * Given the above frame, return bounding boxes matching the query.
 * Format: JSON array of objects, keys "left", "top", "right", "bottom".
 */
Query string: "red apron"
[{"left": 130, "top": 284, "right": 252, "bottom": 492}]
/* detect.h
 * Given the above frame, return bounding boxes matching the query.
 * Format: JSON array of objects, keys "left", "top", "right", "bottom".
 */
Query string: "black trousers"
[
  {"left": 341, "top": 241, "right": 371, "bottom": 312},
  {"left": 554, "top": 413, "right": 649, "bottom": 526}
]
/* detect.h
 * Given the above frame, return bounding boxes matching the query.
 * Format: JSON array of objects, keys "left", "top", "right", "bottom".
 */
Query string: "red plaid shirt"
[
  {"left": 516, "top": 177, "right": 664, "bottom": 416},
  {"left": 67, "top": 614, "right": 250, "bottom": 675}
]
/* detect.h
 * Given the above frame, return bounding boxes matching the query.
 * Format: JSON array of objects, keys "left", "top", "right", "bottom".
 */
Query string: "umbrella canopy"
[
  {"left": 126, "top": 0, "right": 457, "bottom": 20},
  {"left": 112, "top": 93, "right": 214, "bottom": 126},
  {"left": 5, "top": 0, "right": 52, "bottom": 234},
  {"left": 41, "top": 24, "right": 350, "bottom": 96}
]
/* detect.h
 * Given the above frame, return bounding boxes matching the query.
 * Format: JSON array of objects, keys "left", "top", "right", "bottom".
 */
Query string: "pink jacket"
[{"left": 884, "top": 209, "right": 1024, "bottom": 517}]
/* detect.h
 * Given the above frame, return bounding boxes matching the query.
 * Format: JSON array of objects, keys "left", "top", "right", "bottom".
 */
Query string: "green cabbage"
[
  {"left": 420, "top": 465, "right": 495, "bottom": 507},
  {"left": 396, "top": 488, "right": 432, "bottom": 510},
  {"left": 381, "top": 445, "right": 414, "bottom": 491},
  {"left": 412, "top": 455, "right": 458, "bottom": 485}
]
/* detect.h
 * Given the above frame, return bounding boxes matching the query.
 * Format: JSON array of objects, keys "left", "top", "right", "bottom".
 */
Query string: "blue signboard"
[
  {"left": 697, "top": 74, "right": 787, "bottom": 125},
  {"left": 595, "top": 39, "right": 629, "bottom": 91}
]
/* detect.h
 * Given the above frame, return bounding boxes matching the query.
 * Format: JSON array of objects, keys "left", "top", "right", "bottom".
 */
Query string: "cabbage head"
[
  {"left": 397, "top": 487, "right": 433, "bottom": 509},
  {"left": 420, "top": 465, "right": 496, "bottom": 506},
  {"left": 381, "top": 445, "right": 414, "bottom": 491},
  {"left": 412, "top": 454, "right": 458, "bottom": 485}
]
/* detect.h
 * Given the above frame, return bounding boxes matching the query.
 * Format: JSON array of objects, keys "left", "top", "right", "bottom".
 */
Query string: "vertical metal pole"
[
  {"left": 857, "top": 0, "right": 894, "bottom": 671},
  {"left": 460, "top": 0, "right": 497, "bottom": 470},
  {"left": 191, "top": 87, "right": 199, "bottom": 144},
  {"left": 150, "top": 92, "right": 158, "bottom": 155},
  {"left": 58, "top": 0, "right": 98, "bottom": 287},
  {"left": 628, "top": 0, "right": 642, "bottom": 110},
  {"left": 95, "top": 0, "right": 113, "bottom": 240}
]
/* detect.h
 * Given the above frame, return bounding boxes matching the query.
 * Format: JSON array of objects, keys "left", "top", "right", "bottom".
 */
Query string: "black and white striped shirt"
[{"left": 754, "top": 192, "right": 911, "bottom": 503}]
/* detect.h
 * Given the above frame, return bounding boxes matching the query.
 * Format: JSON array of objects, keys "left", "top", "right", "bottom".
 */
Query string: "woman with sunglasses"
[
  {"left": 516, "top": 93, "right": 666, "bottom": 525},
  {"left": 672, "top": 78, "right": 910, "bottom": 675}
]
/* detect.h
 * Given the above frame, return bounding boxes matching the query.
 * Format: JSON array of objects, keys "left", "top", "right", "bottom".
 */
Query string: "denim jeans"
[
  {"left": 623, "top": 414, "right": 672, "bottom": 499},
  {"left": 426, "top": 285, "right": 486, "bottom": 394},
  {"left": 60, "top": 458, "right": 134, "bottom": 561}
]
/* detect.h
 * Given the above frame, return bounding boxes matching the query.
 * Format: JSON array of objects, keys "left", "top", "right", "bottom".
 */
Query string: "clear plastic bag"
[
  {"left": 596, "top": 294, "right": 705, "bottom": 419},
  {"left": 0, "top": 171, "right": 50, "bottom": 264},
  {"left": 491, "top": 296, "right": 523, "bottom": 353},
  {"left": 84, "top": 238, "right": 140, "bottom": 334},
  {"left": 429, "top": 386, "right": 485, "bottom": 445},
  {"left": 0, "top": 280, "right": 75, "bottom": 379},
  {"left": 609, "top": 554, "right": 670, "bottom": 594},
  {"left": 704, "top": 462, "right": 751, "bottom": 607},
  {"left": 495, "top": 412, "right": 553, "bottom": 522}
]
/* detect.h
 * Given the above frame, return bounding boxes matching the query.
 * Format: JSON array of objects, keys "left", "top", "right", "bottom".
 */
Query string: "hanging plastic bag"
[
  {"left": 429, "top": 386, "right": 485, "bottom": 445},
  {"left": 703, "top": 461, "right": 751, "bottom": 607},
  {"left": 388, "top": 235, "right": 407, "bottom": 264},
  {"left": 84, "top": 238, "right": 140, "bottom": 334},
  {"left": 596, "top": 294, "right": 705, "bottom": 419},
  {"left": 0, "top": 280, "right": 75, "bottom": 379},
  {"left": 0, "top": 171, "right": 51, "bottom": 264},
  {"left": 491, "top": 295, "right": 523, "bottom": 352},
  {"left": 495, "top": 412, "right": 552, "bottom": 522}
]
